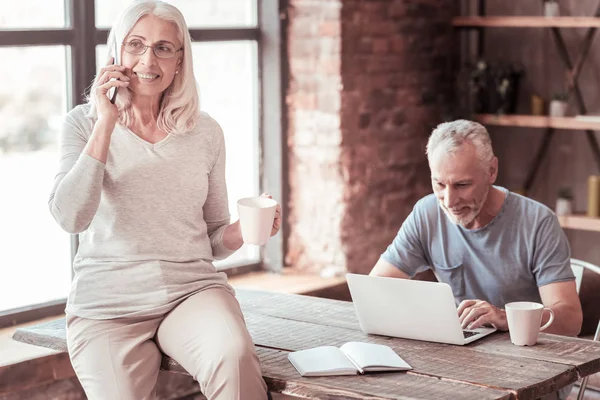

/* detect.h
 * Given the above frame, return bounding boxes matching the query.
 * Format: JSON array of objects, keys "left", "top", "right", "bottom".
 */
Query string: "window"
[
  {"left": 96, "top": 0, "right": 257, "bottom": 28},
  {"left": 0, "top": 0, "right": 66, "bottom": 28},
  {"left": 0, "top": 46, "right": 71, "bottom": 311},
  {"left": 192, "top": 41, "right": 260, "bottom": 268},
  {"left": 0, "top": 0, "right": 281, "bottom": 328}
]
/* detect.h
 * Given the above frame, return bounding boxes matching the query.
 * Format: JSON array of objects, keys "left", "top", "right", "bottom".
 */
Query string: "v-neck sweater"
[{"left": 48, "top": 104, "right": 234, "bottom": 319}]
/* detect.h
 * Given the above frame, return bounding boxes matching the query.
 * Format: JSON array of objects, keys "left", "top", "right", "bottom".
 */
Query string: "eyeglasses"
[{"left": 123, "top": 39, "right": 182, "bottom": 59}]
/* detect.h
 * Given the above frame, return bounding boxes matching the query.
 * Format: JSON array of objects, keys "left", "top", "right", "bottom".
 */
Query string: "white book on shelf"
[{"left": 287, "top": 341, "right": 412, "bottom": 377}]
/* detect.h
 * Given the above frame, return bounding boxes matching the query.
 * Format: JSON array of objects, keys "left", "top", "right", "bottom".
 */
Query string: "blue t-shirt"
[{"left": 381, "top": 187, "right": 574, "bottom": 307}]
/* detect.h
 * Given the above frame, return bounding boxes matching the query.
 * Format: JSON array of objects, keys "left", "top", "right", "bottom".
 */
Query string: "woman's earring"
[{"left": 175, "top": 70, "right": 179, "bottom": 74}]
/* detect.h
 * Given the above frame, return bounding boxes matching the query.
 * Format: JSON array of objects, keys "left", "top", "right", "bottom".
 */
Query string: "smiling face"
[
  {"left": 122, "top": 14, "right": 182, "bottom": 101},
  {"left": 429, "top": 142, "right": 497, "bottom": 229}
]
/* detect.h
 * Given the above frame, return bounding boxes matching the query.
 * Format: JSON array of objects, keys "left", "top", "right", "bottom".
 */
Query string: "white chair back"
[
  {"left": 569, "top": 258, "right": 600, "bottom": 400},
  {"left": 571, "top": 258, "right": 600, "bottom": 294},
  {"left": 571, "top": 262, "right": 584, "bottom": 293}
]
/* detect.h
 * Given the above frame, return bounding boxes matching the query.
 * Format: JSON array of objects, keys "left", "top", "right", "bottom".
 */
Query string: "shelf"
[
  {"left": 558, "top": 214, "right": 600, "bottom": 232},
  {"left": 474, "top": 114, "right": 600, "bottom": 131},
  {"left": 453, "top": 16, "right": 600, "bottom": 28}
]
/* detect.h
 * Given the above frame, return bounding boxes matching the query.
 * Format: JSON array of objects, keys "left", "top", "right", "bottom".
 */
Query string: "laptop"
[{"left": 346, "top": 273, "right": 497, "bottom": 345}]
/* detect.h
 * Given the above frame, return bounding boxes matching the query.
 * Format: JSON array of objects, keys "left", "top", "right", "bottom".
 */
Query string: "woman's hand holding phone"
[
  {"left": 85, "top": 59, "right": 130, "bottom": 163},
  {"left": 94, "top": 59, "right": 130, "bottom": 124}
]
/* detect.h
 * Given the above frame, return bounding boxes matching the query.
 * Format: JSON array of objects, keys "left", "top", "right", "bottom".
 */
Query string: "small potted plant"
[
  {"left": 556, "top": 187, "right": 573, "bottom": 216},
  {"left": 549, "top": 92, "right": 568, "bottom": 117},
  {"left": 543, "top": 0, "right": 560, "bottom": 17}
]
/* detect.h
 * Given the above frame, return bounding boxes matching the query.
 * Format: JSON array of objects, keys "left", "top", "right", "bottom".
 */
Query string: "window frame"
[{"left": 0, "top": 0, "right": 283, "bottom": 329}]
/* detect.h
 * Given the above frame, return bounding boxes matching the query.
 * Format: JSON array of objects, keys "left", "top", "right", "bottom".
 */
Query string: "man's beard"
[{"left": 440, "top": 186, "right": 489, "bottom": 228}]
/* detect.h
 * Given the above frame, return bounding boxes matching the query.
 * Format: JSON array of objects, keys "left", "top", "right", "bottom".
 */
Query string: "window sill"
[
  {"left": 0, "top": 316, "right": 65, "bottom": 394},
  {"left": 228, "top": 269, "right": 347, "bottom": 296},
  {"left": 0, "top": 315, "right": 62, "bottom": 367}
]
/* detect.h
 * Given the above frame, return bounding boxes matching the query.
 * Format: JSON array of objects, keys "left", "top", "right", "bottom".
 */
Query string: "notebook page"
[
  {"left": 340, "top": 342, "right": 412, "bottom": 372},
  {"left": 288, "top": 346, "right": 358, "bottom": 376}
]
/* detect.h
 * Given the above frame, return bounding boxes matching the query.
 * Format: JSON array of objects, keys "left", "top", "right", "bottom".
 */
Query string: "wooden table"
[{"left": 12, "top": 289, "right": 600, "bottom": 399}]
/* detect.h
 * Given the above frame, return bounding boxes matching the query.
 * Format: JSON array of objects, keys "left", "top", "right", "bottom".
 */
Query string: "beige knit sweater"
[{"left": 49, "top": 104, "right": 234, "bottom": 319}]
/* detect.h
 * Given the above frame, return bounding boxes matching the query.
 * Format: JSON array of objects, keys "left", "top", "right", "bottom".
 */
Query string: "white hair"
[
  {"left": 426, "top": 120, "right": 494, "bottom": 167},
  {"left": 87, "top": 0, "right": 200, "bottom": 133}
]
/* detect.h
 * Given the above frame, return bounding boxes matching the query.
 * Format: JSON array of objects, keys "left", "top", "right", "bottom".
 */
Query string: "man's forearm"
[{"left": 541, "top": 302, "right": 582, "bottom": 336}]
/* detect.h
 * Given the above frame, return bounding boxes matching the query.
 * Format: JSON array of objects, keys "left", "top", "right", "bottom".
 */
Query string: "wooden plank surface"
[
  {"left": 256, "top": 347, "right": 512, "bottom": 400},
  {"left": 12, "top": 318, "right": 68, "bottom": 353},
  {"left": 452, "top": 16, "right": 600, "bottom": 28},
  {"left": 162, "top": 347, "right": 513, "bottom": 400},
  {"left": 12, "top": 289, "right": 600, "bottom": 400},
  {"left": 237, "top": 290, "right": 600, "bottom": 379},
  {"left": 470, "top": 333, "right": 600, "bottom": 377},
  {"left": 11, "top": 318, "right": 512, "bottom": 399},
  {"left": 237, "top": 288, "right": 360, "bottom": 330},
  {"left": 243, "top": 311, "right": 576, "bottom": 400}
]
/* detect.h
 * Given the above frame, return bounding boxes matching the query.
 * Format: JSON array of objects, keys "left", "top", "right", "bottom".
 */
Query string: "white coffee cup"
[
  {"left": 237, "top": 197, "right": 277, "bottom": 245},
  {"left": 505, "top": 301, "right": 555, "bottom": 346}
]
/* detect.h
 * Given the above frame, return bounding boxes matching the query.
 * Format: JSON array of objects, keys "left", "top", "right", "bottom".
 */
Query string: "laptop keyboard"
[{"left": 463, "top": 331, "right": 479, "bottom": 339}]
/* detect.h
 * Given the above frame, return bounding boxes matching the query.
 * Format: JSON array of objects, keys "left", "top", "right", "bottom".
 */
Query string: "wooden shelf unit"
[
  {"left": 452, "top": 16, "right": 600, "bottom": 28},
  {"left": 558, "top": 214, "right": 600, "bottom": 233},
  {"left": 455, "top": 4, "right": 600, "bottom": 242},
  {"left": 474, "top": 114, "right": 600, "bottom": 131}
]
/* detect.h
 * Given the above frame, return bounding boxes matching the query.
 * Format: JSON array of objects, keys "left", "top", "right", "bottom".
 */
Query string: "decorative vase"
[
  {"left": 549, "top": 100, "right": 568, "bottom": 117},
  {"left": 544, "top": 1, "right": 560, "bottom": 17},
  {"left": 555, "top": 198, "right": 572, "bottom": 216},
  {"left": 588, "top": 176, "right": 600, "bottom": 217}
]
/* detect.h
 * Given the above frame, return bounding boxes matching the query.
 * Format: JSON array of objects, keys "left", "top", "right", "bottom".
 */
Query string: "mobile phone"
[{"left": 108, "top": 38, "right": 120, "bottom": 104}]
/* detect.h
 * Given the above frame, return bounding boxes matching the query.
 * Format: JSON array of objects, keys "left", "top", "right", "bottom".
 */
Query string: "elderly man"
[{"left": 370, "top": 120, "right": 582, "bottom": 337}]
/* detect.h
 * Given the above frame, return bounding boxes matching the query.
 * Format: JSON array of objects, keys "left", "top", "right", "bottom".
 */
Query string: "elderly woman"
[{"left": 48, "top": 1, "right": 280, "bottom": 399}]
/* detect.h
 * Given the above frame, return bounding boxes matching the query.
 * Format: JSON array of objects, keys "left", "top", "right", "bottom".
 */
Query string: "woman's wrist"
[
  {"left": 96, "top": 115, "right": 118, "bottom": 131},
  {"left": 223, "top": 220, "right": 244, "bottom": 251},
  {"left": 85, "top": 118, "right": 116, "bottom": 163}
]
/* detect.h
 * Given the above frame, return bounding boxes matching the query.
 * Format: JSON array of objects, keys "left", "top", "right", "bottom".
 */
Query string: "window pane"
[
  {"left": 0, "top": 0, "right": 66, "bottom": 28},
  {"left": 95, "top": 0, "right": 257, "bottom": 28},
  {"left": 96, "top": 41, "right": 260, "bottom": 268},
  {"left": 194, "top": 41, "right": 259, "bottom": 268},
  {"left": 0, "top": 46, "right": 71, "bottom": 312}
]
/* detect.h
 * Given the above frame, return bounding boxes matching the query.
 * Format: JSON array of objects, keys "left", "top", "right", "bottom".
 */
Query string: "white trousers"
[{"left": 66, "top": 288, "right": 268, "bottom": 400}]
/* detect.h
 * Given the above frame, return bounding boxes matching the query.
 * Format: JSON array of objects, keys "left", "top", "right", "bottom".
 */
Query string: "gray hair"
[{"left": 426, "top": 120, "right": 494, "bottom": 166}]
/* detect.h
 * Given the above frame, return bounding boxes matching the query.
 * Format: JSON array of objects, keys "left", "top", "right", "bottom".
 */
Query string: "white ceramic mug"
[
  {"left": 505, "top": 301, "right": 554, "bottom": 346},
  {"left": 237, "top": 197, "right": 277, "bottom": 245}
]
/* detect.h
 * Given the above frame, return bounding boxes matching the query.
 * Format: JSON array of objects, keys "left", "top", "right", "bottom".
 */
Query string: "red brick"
[
  {"left": 372, "top": 38, "right": 389, "bottom": 54},
  {"left": 356, "top": 37, "right": 373, "bottom": 54},
  {"left": 389, "top": 0, "right": 408, "bottom": 17},
  {"left": 390, "top": 36, "right": 407, "bottom": 53},
  {"left": 361, "top": 21, "right": 397, "bottom": 37},
  {"left": 292, "top": 93, "right": 317, "bottom": 110},
  {"left": 319, "top": 21, "right": 340, "bottom": 37},
  {"left": 319, "top": 58, "right": 340, "bottom": 75},
  {"left": 366, "top": 55, "right": 403, "bottom": 73}
]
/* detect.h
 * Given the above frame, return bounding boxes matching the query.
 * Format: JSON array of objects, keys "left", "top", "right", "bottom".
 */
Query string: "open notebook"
[{"left": 288, "top": 342, "right": 412, "bottom": 377}]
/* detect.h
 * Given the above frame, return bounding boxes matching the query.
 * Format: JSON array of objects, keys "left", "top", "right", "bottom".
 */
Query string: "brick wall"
[
  {"left": 285, "top": 0, "right": 346, "bottom": 273},
  {"left": 285, "top": 0, "right": 457, "bottom": 274}
]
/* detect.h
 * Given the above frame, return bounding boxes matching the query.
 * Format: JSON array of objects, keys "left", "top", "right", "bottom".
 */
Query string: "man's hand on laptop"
[{"left": 457, "top": 300, "right": 508, "bottom": 331}]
